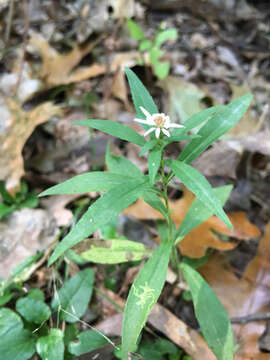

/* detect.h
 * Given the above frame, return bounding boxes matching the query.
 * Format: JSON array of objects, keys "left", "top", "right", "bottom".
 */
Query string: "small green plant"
[
  {"left": 0, "top": 181, "right": 38, "bottom": 219},
  {"left": 0, "top": 254, "right": 106, "bottom": 360},
  {"left": 127, "top": 19, "right": 178, "bottom": 79},
  {"left": 39, "top": 68, "right": 252, "bottom": 359}
]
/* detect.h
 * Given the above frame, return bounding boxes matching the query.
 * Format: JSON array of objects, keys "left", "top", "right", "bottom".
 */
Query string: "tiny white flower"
[{"left": 134, "top": 106, "right": 184, "bottom": 139}]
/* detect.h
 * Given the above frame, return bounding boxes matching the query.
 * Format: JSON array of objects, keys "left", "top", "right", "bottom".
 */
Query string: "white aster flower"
[{"left": 134, "top": 106, "right": 184, "bottom": 139}]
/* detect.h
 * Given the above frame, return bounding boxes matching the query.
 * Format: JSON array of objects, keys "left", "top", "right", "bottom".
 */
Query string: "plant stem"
[
  {"left": 160, "top": 156, "right": 172, "bottom": 242},
  {"left": 160, "top": 153, "right": 181, "bottom": 280}
]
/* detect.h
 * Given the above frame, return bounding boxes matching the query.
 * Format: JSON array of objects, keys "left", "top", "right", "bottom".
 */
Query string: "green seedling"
[{"left": 127, "top": 19, "right": 178, "bottom": 79}]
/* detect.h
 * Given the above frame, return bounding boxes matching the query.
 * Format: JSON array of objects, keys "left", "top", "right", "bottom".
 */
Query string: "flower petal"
[
  {"left": 162, "top": 129, "right": 170, "bottom": 137},
  {"left": 155, "top": 128, "right": 161, "bottom": 138},
  {"left": 134, "top": 118, "right": 152, "bottom": 125},
  {"left": 140, "top": 106, "right": 152, "bottom": 120},
  {"left": 144, "top": 127, "right": 156, "bottom": 137}
]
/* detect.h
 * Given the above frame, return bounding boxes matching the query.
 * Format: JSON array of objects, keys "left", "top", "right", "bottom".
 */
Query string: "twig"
[
  {"left": 231, "top": 312, "right": 270, "bottom": 324},
  {"left": 254, "top": 103, "right": 269, "bottom": 133},
  {"left": 103, "top": 18, "right": 122, "bottom": 105},
  {"left": 5, "top": 0, "right": 15, "bottom": 44}
]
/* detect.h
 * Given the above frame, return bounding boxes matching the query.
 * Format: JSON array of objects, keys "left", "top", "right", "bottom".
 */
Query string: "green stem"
[
  {"left": 160, "top": 153, "right": 181, "bottom": 280},
  {"left": 160, "top": 157, "right": 172, "bottom": 242}
]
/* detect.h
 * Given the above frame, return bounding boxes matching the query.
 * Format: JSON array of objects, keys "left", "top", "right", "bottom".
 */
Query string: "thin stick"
[
  {"left": 231, "top": 312, "right": 270, "bottom": 324},
  {"left": 5, "top": 0, "right": 15, "bottom": 44}
]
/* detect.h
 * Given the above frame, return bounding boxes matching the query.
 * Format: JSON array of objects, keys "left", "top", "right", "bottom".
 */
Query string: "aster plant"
[{"left": 40, "top": 68, "right": 252, "bottom": 360}]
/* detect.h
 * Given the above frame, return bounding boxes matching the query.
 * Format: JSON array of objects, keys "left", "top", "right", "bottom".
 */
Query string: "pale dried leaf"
[
  {"left": 0, "top": 98, "right": 61, "bottom": 192},
  {"left": 0, "top": 208, "right": 58, "bottom": 279}
]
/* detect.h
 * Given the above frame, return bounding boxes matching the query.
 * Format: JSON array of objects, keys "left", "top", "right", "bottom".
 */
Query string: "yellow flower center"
[{"left": 154, "top": 115, "right": 165, "bottom": 128}]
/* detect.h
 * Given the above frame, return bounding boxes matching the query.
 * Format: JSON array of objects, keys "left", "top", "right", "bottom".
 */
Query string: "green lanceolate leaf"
[
  {"left": 36, "top": 329, "right": 65, "bottom": 360},
  {"left": 76, "top": 119, "right": 146, "bottom": 146},
  {"left": 68, "top": 330, "right": 108, "bottom": 356},
  {"left": 179, "top": 94, "right": 253, "bottom": 163},
  {"left": 154, "top": 61, "right": 170, "bottom": 79},
  {"left": 0, "top": 308, "right": 35, "bottom": 360},
  {"left": 122, "top": 240, "right": 172, "bottom": 359},
  {"left": 16, "top": 297, "right": 51, "bottom": 324},
  {"left": 183, "top": 105, "right": 222, "bottom": 132},
  {"left": 176, "top": 185, "right": 233, "bottom": 243},
  {"left": 157, "top": 220, "right": 175, "bottom": 243},
  {"left": 0, "top": 203, "right": 15, "bottom": 219},
  {"left": 166, "top": 160, "right": 232, "bottom": 229},
  {"left": 142, "top": 191, "right": 168, "bottom": 221},
  {"left": 0, "top": 293, "right": 14, "bottom": 306},
  {"left": 148, "top": 146, "right": 162, "bottom": 185},
  {"left": 77, "top": 238, "right": 152, "bottom": 264},
  {"left": 154, "top": 29, "right": 178, "bottom": 47},
  {"left": 127, "top": 19, "right": 144, "bottom": 40},
  {"left": 48, "top": 179, "right": 150, "bottom": 265},
  {"left": 163, "top": 133, "right": 200, "bottom": 147},
  {"left": 39, "top": 172, "right": 129, "bottom": 196},
  {"left": 139, "top": 139, "right": 157, "bottom": 156},
  {"left": 139, "top": 39, "right": 152, "bottom": 51},
  {"left": 51, "top": 268, "right": 94, "bottom": 323},
  {"left": 106, "top": 143, "right": 144, "bottom": 178},
  {"left": 181, "top": 263, "right": 234, "bottom": 360},
  {"left": 125, "top": 67, "right": 158, "bottom": 118}
]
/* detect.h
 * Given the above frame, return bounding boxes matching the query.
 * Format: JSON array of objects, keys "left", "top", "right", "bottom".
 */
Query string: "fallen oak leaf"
[
  {"left": 29, "top": 32, "right": 106, "bottom": 86},
  {"left": 123, "top": 187, "right": 260, "bottom": 258},
  {"left": 29, "top": 31, "right": 142, "bottom": 88},
  {"left": 178, "top": 210, "right": 260, "bottom": 258},
  {"left": 0, "top": 98, "right": 62, "bottom": 193}
]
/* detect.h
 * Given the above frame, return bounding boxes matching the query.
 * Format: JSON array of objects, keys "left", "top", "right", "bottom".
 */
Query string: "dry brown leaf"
[
  {"left": 29, "top": 32, "right": 106, "bottom": 86},
  {"left": 162, "top": 76, "right": 205, "bottom": 123},
  {"left": 239, "top": 131, "right": 270, "bottom": 156},
  {"left": 0, "top": 98, "right": 61, "bottom": 192},
  {"left": 192, "top": 140, "right": 243, "bottom": 179},
  {"left": 30, "top": 31, "right": 141, "bottom": 88},
  {"left": 111, "top": 68, "right": 132, "bottom": 111},
  {"left": 123, "top": 187, "right": 260, "bottom": 258},
  {"left": 149, "top": 303, "right": 215, "bottom": 360},
  {"left": 200, "top": 221, "right": 270, "bottom": 359},
  {"left": 228, "top": 83, "right": 257, "bottom": 136}
]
